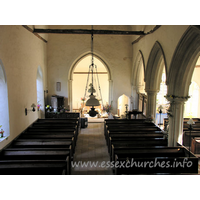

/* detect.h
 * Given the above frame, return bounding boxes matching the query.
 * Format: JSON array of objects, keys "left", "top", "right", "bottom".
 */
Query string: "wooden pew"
[
  {"left": 182, "top": 131, "right": 200, "bottom": 146},
  {"left": 105, "top": 126, "right": 161, "bottom": 141},
  {"left": 109, "top": 138, "right": 168, "bottom": 160},
  {"left": 106, "top": 130, "right": 164, "bottom": 146},
  {"left": 107, "top": 133, "right": 165, "bottom": 152},
  {"left": 113, "top": 147, "right": 198, "bottom": 175},
  {"left": 11, "top": 139, "right": 75, "bottom": 154},
  {"left": 26, "top": 127, "right": 78, "bottom": 141},
  {"left": 22, "top": 129, "right": 77, "bottom": 143},
  {"left": 191, "top": 137, "right": 200, "bottom": 154},
  {"left": 0, "top": 148, "right": 72, "bottom": 175},
  {"left": 36, "top": 118, "right": 79, "bottom": 123},
  {"left": 32, "top": 123, "right": 78, "bottom": 128},
  {"left": 37, "top": 117, "right": 81, "bottom": 129},
  {"left": 0, "top": 159, "right": 70, "bottom": 175},
  {"left": 183, "top": 121, "right": 200, "bottom": 128},
  {"left": 0, "top": 117, "right": 79, "bottom": 175},
  {"left": 35, "top": 118, "right": 80, "bottom": 135}
]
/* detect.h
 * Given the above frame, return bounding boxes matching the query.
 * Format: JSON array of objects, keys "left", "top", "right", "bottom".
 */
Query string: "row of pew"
[
  {"left": 182, "top": 118, "right": 200, "bottom": 155},
  {"left": 165, "top": 117, "right": 200, "bottom": 154},
  {"left": 0, "top": 118, "right": 80, "bottom": 175},
  {"left": 104, "top": 119, "right": 198, "bottom": 175}
]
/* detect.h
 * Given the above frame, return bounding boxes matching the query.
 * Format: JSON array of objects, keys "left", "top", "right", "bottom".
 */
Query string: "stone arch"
[
  {"left": 69, "top": 52, "right": 112, "bottom": 81},
  {"left": 144, "top": 41, "right": 167, "bottom": 118},
  {"left": 132, "top": 50, "right": 145, "bottom": 88},
  {"left": 145, "top": 41, "right": 167, "bottom": 93},
  {"left": 131, "top": 51, "right": 145, "bottom": 110},
  {"left": 117, "top": 94, "right": 130, "bottom": 117},
  {"left": 68, "top": 52, "right": 112, "bottom": 111},
  {"left": 167, "top": 26, "right": 200, "bottom": 97}
]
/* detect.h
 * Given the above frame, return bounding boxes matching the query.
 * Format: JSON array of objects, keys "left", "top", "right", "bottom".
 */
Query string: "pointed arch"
[
  {"left": 167, "top": 26, "right": 200, "bottom": 96},
  {"left": 69, "top": 52, "right": 112, "bottom": 81},
  {"left": 145, "top": 41, "right": 167, "bottom": 92},
  {"left": 132, "top": 50, "right": 145, "bottom": 88},
  {"left": 68, "top": 52, "right": 112, "bottom": 111},
  {"left": 117, "top": 94, "right": 130, "bottom": 117}
]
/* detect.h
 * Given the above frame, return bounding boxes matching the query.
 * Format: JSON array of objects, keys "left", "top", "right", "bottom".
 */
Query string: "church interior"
[{"left": 1, "top": 25, "right": 200, "bottom": 180}]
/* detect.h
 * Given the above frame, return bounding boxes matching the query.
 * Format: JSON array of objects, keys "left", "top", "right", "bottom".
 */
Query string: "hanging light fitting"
[{"left": 84, "top": 27, "right": 103, "bottom": 116}]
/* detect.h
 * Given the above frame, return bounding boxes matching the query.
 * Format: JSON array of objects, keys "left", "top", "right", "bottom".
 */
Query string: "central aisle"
[{"left": 71, "top": 122, "right": 113, "bottom": 175}]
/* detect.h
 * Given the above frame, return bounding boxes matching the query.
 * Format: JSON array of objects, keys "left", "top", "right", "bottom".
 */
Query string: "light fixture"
[
  {"left": 25, "top": 103, "right": 36, "bottom": 115},
  {"left": 83, "top": 26, "right": 103, "bottom": 117}
]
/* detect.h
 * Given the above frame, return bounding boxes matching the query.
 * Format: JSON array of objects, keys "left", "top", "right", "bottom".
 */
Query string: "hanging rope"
[{"left": 84, "top": 65, "right": 91, "bottom": 99}]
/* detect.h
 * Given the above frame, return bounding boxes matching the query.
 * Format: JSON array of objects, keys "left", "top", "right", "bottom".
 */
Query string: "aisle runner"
[{"left": 71, "top": 123, "right": 113, "bottom": 175}]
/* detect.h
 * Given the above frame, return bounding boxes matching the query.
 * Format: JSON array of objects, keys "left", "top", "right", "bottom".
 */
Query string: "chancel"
[{"left": 1, "top": 25, "right": 200, "bottom": 175}]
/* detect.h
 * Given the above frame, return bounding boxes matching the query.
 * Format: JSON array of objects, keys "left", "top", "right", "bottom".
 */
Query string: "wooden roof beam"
[{"left": 33, "top": 28, "right": 146, "bottom": 35}]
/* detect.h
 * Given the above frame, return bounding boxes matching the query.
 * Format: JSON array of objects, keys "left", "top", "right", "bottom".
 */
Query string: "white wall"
[
  {"left": 0, "top": 25, "right": 47, "bottom": 150},
  {"left": 132, "top": 25, "right": 189, "bottom": 74},
  {"left": 47, "top": 25, "right": 132, "bottom": 113}
]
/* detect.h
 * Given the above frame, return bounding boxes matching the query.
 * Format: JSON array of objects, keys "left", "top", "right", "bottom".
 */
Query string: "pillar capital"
[
  {"left": 145, "top": 90, "right": 158, "bottom": 95},
  {"left": 165, "top": 95, "right": 190, "bottom": 104}
]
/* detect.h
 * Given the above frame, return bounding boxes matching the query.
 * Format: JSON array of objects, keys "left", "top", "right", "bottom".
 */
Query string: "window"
[
  {"left": 36, "top": 66, "right": 44, "bottom": 118},
  {"left": 184, "top": 81, "right": 199, "bottom": 118},
  {"left": 156, "top": 68, "right": 168, "bottom": 113},
  {"left": 0, "top": 59, "right": 10, "bottom": 141}
]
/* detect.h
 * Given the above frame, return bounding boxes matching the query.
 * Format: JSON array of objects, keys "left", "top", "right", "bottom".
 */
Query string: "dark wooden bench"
[
  {"left": 27, "top": 127, "right": 78, "bottom": 140},
  {"left": 22, "top": 129, "right": 77, "bottom": 144},
  {"left": 183, "top": 127, "right": 200, "bottom": 132},
  {"left": 107, "top": 133, "right": 165, "bottom": 150},
  {"left": 27, "top": 127, "right": 77, "bottom": 132},
  {"left": 11, "top": 139, "right": 75, "bottom": 154},
  {"left": 182, "top": 131, "right": 200, "bottom": 146},
  {"left": 36, "top": 118, "right": 79, "bottom": 123},
  {"left": 105, "top": 126, "right": 162, "bottom": 140},
  {"left": 32, "top": 123, "right": 78, "bottom": 128},
  {"left": 114, "top": 147, "right": 198, "bottom": 175},
  {"left": 106, "top": 130, "right": 164, "bottom": 146},
  {"left": 0, "top": 159, "right": 70, "bottom": 175},
  {"left": 36, "top": 118, "right": 80, "bottom": 128},
  {"left": 191, "top": 137, "right": 200, "bottom": 154},
  {"left": 183, "top": 122, "right": 200, "bottom": 129},
  {"left": 109, "top": 138, "right": 168, "bottom": 160},
  {"left": 0, "top": 148, "right": 72, "bottom": 175},
  {"left": 105, "top": 119, "right": 147, "bottom": 123}
]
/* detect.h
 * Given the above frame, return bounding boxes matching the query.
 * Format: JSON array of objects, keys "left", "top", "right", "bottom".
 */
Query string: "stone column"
[
  {"left": 68, "top": 79, "right": 73, "bottom": 111},
  {"left": 131, "top": 85, "right": 138, "bottom": 110},
  {"left": 108, "top": 80, "right": 113, "bottom": 105},
  {"left": 146, "top": 90, "right": 157, "bottom": 120},
  {"left": 166, "top": 97, "right": 187, "bottom": 147}
]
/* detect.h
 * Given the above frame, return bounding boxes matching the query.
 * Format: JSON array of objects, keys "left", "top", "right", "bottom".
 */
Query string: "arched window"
[
  {"left": 156, "top": 67, "right": 168, "bottom": 125},
  {"left": 72, "top": 55, "right": 109, "bottom": 111},
  {"left": 118, "top": 94, "right": 130, "bottom": 117},
  {"left": 36, "top": 66, "right": 44, "bottom": 119},
  {"left": 156, "top": 67, "right": 168, "bottom": 112},
  {"left": 0, "top": 59, "right": 10, "bottom": 141},
  {"left": 184, "top": 81, "right": 199, "bottom": 118}
]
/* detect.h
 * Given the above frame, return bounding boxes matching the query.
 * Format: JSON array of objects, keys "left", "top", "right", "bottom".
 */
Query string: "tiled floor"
[{"left": 71, "top": 122, "right": 113, "bottom": 175}]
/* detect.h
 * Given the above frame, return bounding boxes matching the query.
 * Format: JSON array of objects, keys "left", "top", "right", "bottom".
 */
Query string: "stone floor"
[{"left": 71, "top": 122, "right": 113, "bottom": 175}]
